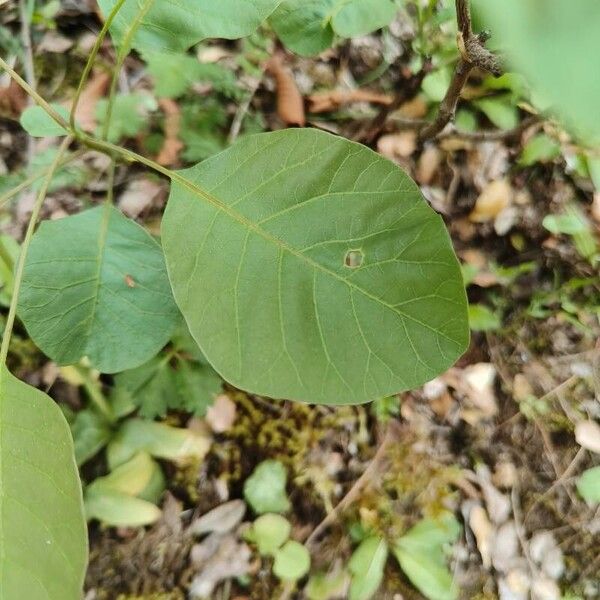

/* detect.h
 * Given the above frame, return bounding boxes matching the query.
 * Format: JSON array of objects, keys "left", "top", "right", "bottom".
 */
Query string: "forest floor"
[{"left": 0, "top": 2, "right": 599, "bottom": 600}]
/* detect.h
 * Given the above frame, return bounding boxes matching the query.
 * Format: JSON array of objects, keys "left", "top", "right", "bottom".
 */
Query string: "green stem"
[
  {"left": 0, "top": 136, "right": 73, "bottom": 367},
  {"left": 0, "top": 55, "right": 70, "bottom": 131},
  {"left": 69, "top": 0, "right": 128, "bottom": 130},
  {"left": 106, "top": 158, "right": 117, "bottom": 205},
  {"left": 72, "top": 365, "right": 115, "bottom": 423},
  {"left": 101, "top": 0, "right": 155, "bottom": 141}
]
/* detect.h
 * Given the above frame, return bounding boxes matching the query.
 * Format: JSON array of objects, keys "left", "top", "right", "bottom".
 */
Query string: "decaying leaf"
[
  {"left": 189, "top": 500, "right": 247, "bottom": 537},
  {"left": 266, "top": 54, "right": 306, "bottom": 127},
  {"left": 467, "top": 503, "right": 494, "bottom": 569},
  {"left": 156, "top": 98, "right": 184, "bottom": 166},
  {"left": 308, "top": 89, "right": 392, "bottom": 113},
  {"left": 205, "top": 393, "right": 237, "bottom": 433},
  {"left": 575, "top": 420, "right": 600, "bottom": 454},
  {"left": 469, "top": 179, "right": 513, "bottom": 223}
]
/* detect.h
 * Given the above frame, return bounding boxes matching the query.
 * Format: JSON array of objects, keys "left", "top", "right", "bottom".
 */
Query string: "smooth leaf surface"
[
  {"left": 162, "top": 129, "right": 468, "bottom": 404},
  {"left": 479, "top": 0, "right": 600, "bottom": 144},
  {"left": 271, "top": 0, "right": 396, "bottom": 55},
  {"left": 273, "top": 540, "right": 311, "bottom": 581},
  {"left": 243, "top": 460, "right": 291, "bottom": 514},
  {"left": 348, "top": 536, "right": 388, "bottom": 600},
  {"left": 270, "top": 0, "right": 335, "bottom": 56},
  {"left": 20, "top": 104, "right": 70, "bottom": 137},
  {"left": 0, "top": 367, "right": 87, "bottom": 599},
  {"left": 84, "top": 487, "right": 161, "bottom": 527},
  {"left": 392, "top": 513, "right": 461, "bottom": 600},
  {"left": 251, "top": 513, "right": 291, "bottom": 555},
  {"left": 577, "top": 466, "right": 600, "bottom": 504},
  {"left": 19, "top": 205, "right": 179, "bottom": 373},
  {"left": 98, "top": 0, "right": 283, "bottom": 54},
  {"left": 107, "top": 418, "right": 211, "bottom": 469},
  {"left": 331, "top": 0, "right": 397, "bottom": 38},
  {"left": 71, "top": 408, "right": 112, "bottom": 465}
]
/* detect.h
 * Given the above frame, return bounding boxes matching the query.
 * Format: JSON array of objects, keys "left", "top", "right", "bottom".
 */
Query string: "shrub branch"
[{"left": 420, "top": 0, "right": 502, "bottom": 140}]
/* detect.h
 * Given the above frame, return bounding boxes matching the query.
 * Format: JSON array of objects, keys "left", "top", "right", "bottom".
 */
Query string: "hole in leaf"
[{"left": 344, "top": 249, "right": 364, "bottom": 268}]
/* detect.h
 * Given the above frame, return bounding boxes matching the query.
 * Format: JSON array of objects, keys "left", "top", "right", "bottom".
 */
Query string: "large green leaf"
[
  {"left": 18, "top": 205, "right": 179, "bottom": 373},
  {"left": 478, "top": 0, "right": 600, "bottom": 144},
  {"left": 162, "top": 129, "right": 468, "bottom": 405},
  {"left": 271, "top": 0, "right": 396, "bottom": 56},
  {"left": 98, "top": 0, "right": 283, "bottom": 54},
  {"left": 0, "top": 367, "right": 87, "bottom": 599}
]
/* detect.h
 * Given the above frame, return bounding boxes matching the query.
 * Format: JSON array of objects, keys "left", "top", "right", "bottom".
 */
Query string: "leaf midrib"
[
  {"left": 169, "top": 169, "right": 461, "bottom": 347},
  {"left": 85, "top": 203, "right": 112, "bottom": 356}
]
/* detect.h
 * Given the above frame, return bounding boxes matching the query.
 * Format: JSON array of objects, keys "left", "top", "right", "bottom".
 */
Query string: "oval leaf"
[
  {"left": 348, "top": 536, "right": 388, "bottom": 600},
  {"left": 18, "top": 205, "right": 179, "bottom": 373},
  {"left": 20, "top": 104, "right": 70, "bottom": 137},
  {"left": 84, "top": 487, "right": 162, "bottom": 527},
  {"left": 273, "top": 540, "right": 311, "bottom": 581},
  {"left": 162, "top": 129, "right": 468, "bottom": 404},
  {"left": 392, "top": 513, "right": 461, "bottom": 600},
  {"left": 332, "top": 0, "right": 397, "bottom": 38},
  {"left": 271, "top": 0, "right": 396, "bottom": 56},
  {"left": 270, "top": 0, "right": 335, "bottom": 56},
  {"left": 0, "top": 367, "right": 87, "bottom": 599},
  {"left": 98, "top": 0, "right": 283, "bottom": 54}
]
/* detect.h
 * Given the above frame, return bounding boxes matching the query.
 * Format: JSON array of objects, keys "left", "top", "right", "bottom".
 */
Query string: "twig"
[
  {"left": 19, "top": 0, "right": 35, "bottom": 163},
  {"left": 419, "top": 0, "right": 502, "bottom": 141},
  {"left": 304, "top": 423, "right": 396, "bottom": 548},
  {"left": 0, "top": 136, "right": 73, "bottom": 366},
  {"left": 420, "top": 59, "right": 473, "bottom": 140},
  {"left": 357, "top": 66, "right": 429, "bottom": 144},
  {"left": 229, "top": 73, "right": 264, "bottom": 144},
  {"left": 437, "top": 115, "right": 538, "bottom": 142},
  {"left": 70, "top": 0, "right": 127, "bottom": 130}
]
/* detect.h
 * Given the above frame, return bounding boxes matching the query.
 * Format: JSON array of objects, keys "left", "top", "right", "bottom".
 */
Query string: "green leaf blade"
[
  {"left": 348, "top": 536, "right": 388, "bottom": 600},
  {"left": 0, "top": 367, "right": 87, "bottom": 599},
  {"left": 18, "top": 206, "right": 179, "bottom": 373},
  {"left": 162, "top": 129, "right": 468, "bottom": 405},
  {"left": 332, "top": 0, "right": 397, "bottom": 38},
  {"left": 20, "top": 104, "right": 70, "bottom": 137},
  {"left": 270, "top": 0, "right": 336, "bottom": 56},
  {"left": 478, "top": 0, "right": 600, "bottom": 144},
  {"left": 98, "top": 0, "right": 283, "bottom": 54},
  {"left": 392, "top": 513, "right": 461, "bottom": 600}
]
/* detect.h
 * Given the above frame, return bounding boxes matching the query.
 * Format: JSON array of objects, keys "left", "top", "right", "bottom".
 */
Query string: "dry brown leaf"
[
  {"left": 188, "top": 500, "right": 246, "bottom": 537},
  {"left": 118, "top": 177, "right": 164, "bottom": 218},
  {"left": 493, "top": 462, "right": 518, "bottom": 490},
  {"left": 189, "top": 533, "right": 252, "bottom": 599},
  {"left": 68, "top": 70, "right": 110, "bottom": 132},
  {"left": 398, "top": 96, "right": 428, "bottom": 119},
  {"left": 461, "top": 363, "right": 498, "bottom": 422},
  {"left": 491, "top": 521, "right": 519, "bottom": 573},
  {"left": 574, "top": 420, "right": 600, "bottom": 454},
  {"left": 206, "top": 394, "right": 237, "bottom": 433},
  {"left": 0, "top": 79, "right": 27, "bottom": 118},
  {"left": 468, "top": 504, "right": 494, "bottom": 569},
  {"left": 592, "top": 192, "right": 600, "bottom": 224},
  {"left": 308, "top": 89, "right": 392, "bottom": 113},
  {"left": 156, "top": 98, "right": 183, "bottom": 167},
  {"left": 377, "top": 131, "right": 417, "bottom": 161},
  {"left": 266, "top": 54, "right": 306, "bottom": 127},
  {"left": 469, "top": 179, "right": 513, "bottom": 223},
  {"left": 416, "top": 145, "right": 442, "bottom": 185}
]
